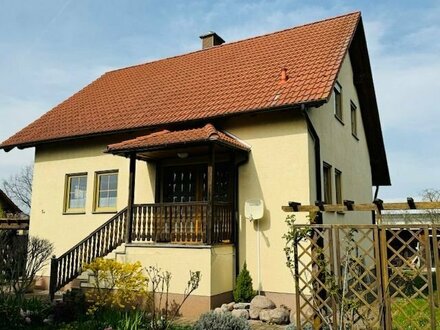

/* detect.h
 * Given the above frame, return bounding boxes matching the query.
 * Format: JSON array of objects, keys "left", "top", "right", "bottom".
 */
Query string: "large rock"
[
  {"left": 227, "top": 302, "right": 235, "bottom": 311},
  {"left": 249, "top": 308, "right": 261, "bottom": 320},
  {"left": 259, "top": 309, "right": 271, "bottom": 322},
  {"left": 221, "top": 304, "right": 229, "bottom": 312},
  {"left": 233, "top": 302, "right": 250, "bottom": 309},
  {"left": 269, "top": 306, "right": 290, "bottom": 325},
  {"left": 231, "top": 309, "right": 249, "bottom": 319},
  {"left": 250, "top": 295, "right": 276, "bottom": 310},
  {"left": 214, "top": 307, "right": 223, "bottom": 314}
]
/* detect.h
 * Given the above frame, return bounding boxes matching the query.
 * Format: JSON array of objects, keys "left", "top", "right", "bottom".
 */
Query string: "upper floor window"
[
  {"left": 95, "top": 171, "right": 118, "bottom": 212},
  {"left": 351, "top": 101, "right": 358, "bottom": 138},
  {"left": 65, "top": 173, "right": 87, "bottom": 213},
  {"left": 335, "top": 169, "right": 342, "bottom": 204},
  {"left": 323, "top": 162, "right": 332, "bottom": 204},
  {"left": 334, "top": 82, "right": 343, "bottom": 122}
]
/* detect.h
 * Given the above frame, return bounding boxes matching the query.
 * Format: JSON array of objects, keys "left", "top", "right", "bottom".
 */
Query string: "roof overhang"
[{"left": 347, "top": 17, "right": 391, "bottom": 186}]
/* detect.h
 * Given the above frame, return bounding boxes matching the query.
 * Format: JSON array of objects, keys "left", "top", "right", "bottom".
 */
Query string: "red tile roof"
[
  {"left": 1, "top": 12, "right": 360, "bottom": 150},
  {"left": 106, "top": 124, "right": 251, "bottom": 153}
]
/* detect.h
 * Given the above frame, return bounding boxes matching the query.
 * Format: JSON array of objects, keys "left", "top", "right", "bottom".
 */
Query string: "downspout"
[{"left": 302, "top": 104, "right": 323, "bottom": 224}]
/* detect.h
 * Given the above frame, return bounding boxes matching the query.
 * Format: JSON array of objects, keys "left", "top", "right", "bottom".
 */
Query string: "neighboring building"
[
  {"left": 0, "top": 12, "right": 390, "bottom": 315},
  {"left": 0, "top": 189, "right": 23, "bottom": 217}
]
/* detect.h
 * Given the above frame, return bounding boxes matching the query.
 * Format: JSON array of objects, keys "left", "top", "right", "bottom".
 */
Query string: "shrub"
[
  {"left": 146, "top": 266, "right": 201, "bottom": 330},
  {"left": 83, "top": 258, "right": 148, "bottom": 314},
  {"left": 0, "top": 295, "right": 51, "bottom": 329},
  {"left": 194, "top": 311, "right": 250, "bottom": 330},
  {"left": 233, "top": 262, "right": 255, "bottom": 303},
  {"left": 53, "top": 289, "right": 88, "bottom": 323}
]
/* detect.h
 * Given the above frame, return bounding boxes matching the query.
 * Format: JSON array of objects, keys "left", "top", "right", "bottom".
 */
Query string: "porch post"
[
  {"left": 125, "top": 153, "right": 136, "bottom": 243},
  {"left": 206, "top": 145, "right": 215, "bottom": 245}
]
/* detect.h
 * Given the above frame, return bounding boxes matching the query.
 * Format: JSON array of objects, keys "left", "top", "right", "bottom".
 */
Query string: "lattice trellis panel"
[{"left": 291, "top": 224, "right": 440, "bottom": 330}]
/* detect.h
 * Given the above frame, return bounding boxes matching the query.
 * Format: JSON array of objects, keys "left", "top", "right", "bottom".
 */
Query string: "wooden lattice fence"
[{"left": 291, "top": 223, "right": 440, "bottom": 329}]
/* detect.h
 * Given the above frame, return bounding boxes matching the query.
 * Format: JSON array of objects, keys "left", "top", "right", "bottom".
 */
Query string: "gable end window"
[
  {"left": 334, "top": 82, "right": 343, "bottom": 122},
  {"left": 351, "top": 101, "right": 358, "bottom": 138},
  {"left": 94, "top": 171, "right": 118, "bottom": 212},
  {"left": 64, "top": 173, "right": 87, "bottom": 213},
  {"left": 335, "top": 169, "right": 342, "bottom": 205},
  {"left": 323, "top": 162, "right": 332, "bottom": 204}
]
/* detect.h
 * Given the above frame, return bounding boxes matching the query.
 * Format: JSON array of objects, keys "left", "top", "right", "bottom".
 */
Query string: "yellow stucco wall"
[
  {"left": 222, "top": 111, "right": 311, "bottom": 295},
  {"left": 30, "top": 136, "right": 155, "bottom": 275},
  {"left": 308, "top": 54, "right": 373, "bottom": 225},
  {"left": 115, "top": 244, "right": 234, "bottom": 296}
]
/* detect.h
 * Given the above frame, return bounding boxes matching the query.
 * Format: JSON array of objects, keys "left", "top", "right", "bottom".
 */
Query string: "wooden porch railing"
[
  {"left": 49, "top": 202, "right": 233, "bottom": 299},
  {"left": 131, "top": 202, "right": 233, "bottom": 244}
]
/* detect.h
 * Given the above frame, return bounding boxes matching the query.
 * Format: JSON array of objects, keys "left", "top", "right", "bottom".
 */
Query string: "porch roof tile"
[{"left": 106, "top": 124, "right": 251, "bottom": 153}]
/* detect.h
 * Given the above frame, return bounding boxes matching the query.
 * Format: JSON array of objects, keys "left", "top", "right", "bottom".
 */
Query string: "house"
[
  {"left": 0, "top": 189, "right": 22, "bottom": 218},
  {"left": 0, "top": 12, "right": 390, "bottom": 316}
]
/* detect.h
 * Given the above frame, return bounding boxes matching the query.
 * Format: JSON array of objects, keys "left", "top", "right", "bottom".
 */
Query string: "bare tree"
[
  {"left": 2, "top": 165, "right": 33, "bottom": 213},
  {"left": 422, "top": 188, "right": 440, "bottom": 223},
  {"left": 0, "top": 233, "right": 53, "bottom": 296}
]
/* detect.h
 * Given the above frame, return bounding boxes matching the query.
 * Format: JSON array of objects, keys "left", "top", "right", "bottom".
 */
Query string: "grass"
[{"left": 392, "top": 296, "right": 440, "bottom": 329}]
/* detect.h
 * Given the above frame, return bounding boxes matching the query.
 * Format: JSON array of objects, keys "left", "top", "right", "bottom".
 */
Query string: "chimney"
[{"left": 199, "top": 31, "right": 225, "bottom": 49}]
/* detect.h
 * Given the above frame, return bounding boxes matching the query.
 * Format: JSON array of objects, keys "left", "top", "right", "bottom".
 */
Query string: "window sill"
[
  {"left": 63, "top": 211, "right": 86, "bottom": 215},
  {"left": 92, "top": 210, "right": 117, "bottom": 214},
  {"left": 334, "top": 114, "right": 344, "bottom": 125}
]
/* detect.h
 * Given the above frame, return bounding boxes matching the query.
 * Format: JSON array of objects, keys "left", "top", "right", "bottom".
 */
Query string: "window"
[
  {"left": 65, "top": 174, "right": 87, "bottom": 213},
  {"left": 323, "top": 163, "right": 332, "bottom": 204},
  {"left": 95, "top": 171, "right": 118, "bottom": 212},
  {"left": 351, "top": 101, "right": 358, "bottom": 137},
  {"left": 335, "top": 169, "right": 342, "bottom": 204},
  {"left": 334, "top": 82, "right": 343, "bottom": 121}
]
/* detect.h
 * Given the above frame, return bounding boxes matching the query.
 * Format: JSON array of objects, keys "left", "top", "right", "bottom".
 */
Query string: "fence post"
[
  {"left": 379, "top": 226, "right": 392, "bottom": 330},
  {"left": 49, "top": 255, "right": 58, "bottom": 301}
]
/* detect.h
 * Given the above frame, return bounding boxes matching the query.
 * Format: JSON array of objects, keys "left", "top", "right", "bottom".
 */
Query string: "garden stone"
[
  {"left": 214, "top": 307, "right": 223, "bottom": 314},
  {"left": 221, "top": 303, "right": 229, "bottom": 312},
  {"left": 227, "top": 302, "right": 235, "bottom": 311},
  {"left": 249, "top": 307, "right": 261, "bottom": 320},
  {"left": 259, "top": 309, "right": 271, "bottom": 322},
  {"left": 250, "top": 295, "right": 276, "bottom": 310},
  {"left": 233, "top": 302, "right": 250, "bottom": 309},
  {"left": 231, "top": 309, "right": 249, "bottom": 319},
  {"left": 269, "top": 306, "right": 290, "bottom": 324}
]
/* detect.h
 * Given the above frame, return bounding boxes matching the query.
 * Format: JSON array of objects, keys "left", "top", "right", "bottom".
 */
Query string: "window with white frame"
[
  {"left": 335, "top": 169, "right": 342, "bottom": 204},
  {"left": 65, "top": 173, "right": 87, "bottom": 213},
  {"left": 94, "top": 171, "right": 118, "bottom": 212},
  {"left": 351, "top": 101, "right": 358, "bottom": 137},
  {"left": 323, "top": 163, "right": 332, "bottom": 204},
  {"left": 334, "top": 82, "right": 343, "bottom": 121}
]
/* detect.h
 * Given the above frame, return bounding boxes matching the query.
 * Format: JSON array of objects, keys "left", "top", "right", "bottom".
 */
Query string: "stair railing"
[{"left": 49, "top": 207, "right": 127, "bottom": 300}]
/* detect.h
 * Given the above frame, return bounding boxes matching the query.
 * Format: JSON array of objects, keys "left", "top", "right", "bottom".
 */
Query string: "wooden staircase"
[{"left": 49, "top": 207, "right": 128, "bottom": 300}]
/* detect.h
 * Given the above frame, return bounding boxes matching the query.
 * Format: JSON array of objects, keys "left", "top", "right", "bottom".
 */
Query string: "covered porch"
[{"left": 107, "top": 123, "right": 250, "bottom": 246}]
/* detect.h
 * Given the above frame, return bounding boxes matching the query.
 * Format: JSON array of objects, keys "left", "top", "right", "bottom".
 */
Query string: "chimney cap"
[{"left": 199, "top": 31, "right": 225, "bottom": 49}]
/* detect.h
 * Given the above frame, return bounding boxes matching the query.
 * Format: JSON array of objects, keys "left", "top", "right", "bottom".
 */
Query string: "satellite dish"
[{"left": 245, "top": 199, "right": 264, "bottom": 221}]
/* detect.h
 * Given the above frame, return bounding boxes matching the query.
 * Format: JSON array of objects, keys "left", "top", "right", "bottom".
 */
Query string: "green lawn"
[{"left": 392, "top": 296, "right": 440, "bottom": 329}]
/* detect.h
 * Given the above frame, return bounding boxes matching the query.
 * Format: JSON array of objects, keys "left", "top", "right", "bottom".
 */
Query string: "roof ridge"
[{"left": 106, "top": 11, "right": 361, "bottom": 75}]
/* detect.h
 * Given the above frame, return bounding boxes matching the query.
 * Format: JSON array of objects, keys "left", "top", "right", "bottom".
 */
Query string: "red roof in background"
[
  {"left": 0, "top": 12, "right": 360, "bottom": 150},
  {"left": 106, "top": 124, "right": 251, "bottom": 153}
]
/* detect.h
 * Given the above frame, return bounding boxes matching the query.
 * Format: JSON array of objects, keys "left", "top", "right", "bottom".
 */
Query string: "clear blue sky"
[{"left": 0, "top": 0, "right": 439, "bottom": 201}]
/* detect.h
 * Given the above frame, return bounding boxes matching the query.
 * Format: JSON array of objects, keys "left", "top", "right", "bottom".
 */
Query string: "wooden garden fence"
[{"left": 283, "top": 200, "right": 440, "bottom": 330}]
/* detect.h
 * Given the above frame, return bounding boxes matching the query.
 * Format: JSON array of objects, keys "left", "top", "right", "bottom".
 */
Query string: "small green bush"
[
  {"left": 194, "top": 311, "right": 250, "bottom": 330},
  {"left": 233, "top": 262, "right": 255, "bottom": 303}
]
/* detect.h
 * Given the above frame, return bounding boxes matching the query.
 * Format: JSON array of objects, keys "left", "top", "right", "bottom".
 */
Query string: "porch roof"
[{"left": 106, "top": 124, "right": 251, "bottom": 155}]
